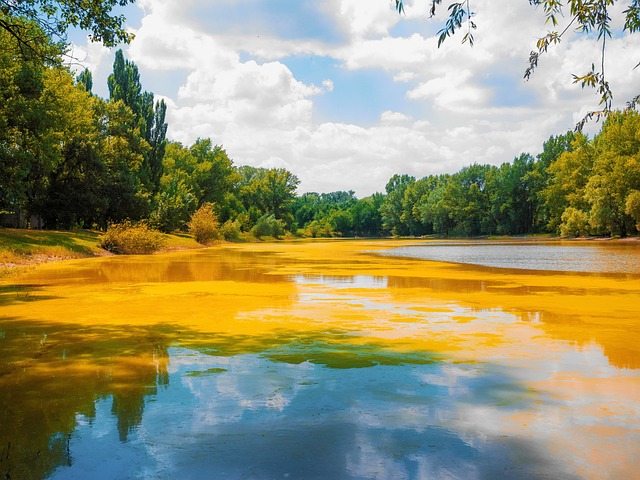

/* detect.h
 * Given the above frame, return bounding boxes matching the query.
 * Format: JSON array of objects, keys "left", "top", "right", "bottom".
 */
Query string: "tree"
[
  {"left": 490, "top": 155, "right": 536, "bottom": 235},
  {"left": 76, "top": 68, "right": 92, "bottom": 94},
  {"left": 380, "top": 174, "right": 415, "bottom": 235},
  {"left": 542, "top": 133, "right": 595, "bottom": 233},
  {"left": 98, "top": 99, "right": 150, "bottom": 226},
  {"left": 0, "top": 20, "right": 60, "bottom": 219},
  {"left": 626, "top": 190, "right": 640, "bottom": 230},
  {"left": 350, "top": 193, "right": 384, "bottom": 236},
  {"left": 417, "top": 176, "right": 456, "bottom": 236},
  {"left": 584, "top": 111, "right": 640, "bottom": 236},
  {"left": 560, "top": 207, "right": 590, "bottom": 237},
  {"left": 261, "top": 168, "right": 300, "bottom": 227},
  {"left": 0, "top": 0, "right": 135, "bottom": 59},
  {"left": 189, "top": 139, "right": 239, "bottom": 215},
  {"left": 108, "top": 50, "right": 167, "bottom": 193},
  {"left": 527, "top": 132, "right": 576, "bottom": 230},
  {"left": 395, "top": 0, "right": 640, "bottom": 126},
  {"left": 328, "top": 209, "right": 353, "bottom": 236},
  {"left": 36, "top": 68, "right": 106, "bottom": 229}
]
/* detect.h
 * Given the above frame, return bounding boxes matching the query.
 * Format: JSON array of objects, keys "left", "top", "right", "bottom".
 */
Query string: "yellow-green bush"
[
  {"left": 219, "top": 219, "right": 242, "bottom": 242},
  {"left": 188, "top": 203, "right": 221, "bottom": 244},
  {"left": 100, "top": 221, "right": 166, "bottom": 254},
  {"left": 559, "top": 207, "right": 589, "bottom": 238}
]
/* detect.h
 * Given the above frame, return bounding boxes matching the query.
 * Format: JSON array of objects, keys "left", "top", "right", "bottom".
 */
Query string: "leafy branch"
[
  {"left": 0, "top": 0, "right": 135, "bottom": 61},
  {"left": 395, "top": 1, "right": 640, "bottom": 130}
]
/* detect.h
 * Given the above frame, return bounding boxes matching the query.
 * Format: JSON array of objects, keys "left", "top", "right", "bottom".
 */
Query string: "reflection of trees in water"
[
  {"left": 22, "top": 249, "right": 292, "bottom": 286},
  {"left": 111, "top": 346, "right": 170, "bottom": 442},
  {"left": 0, "top": 320, "right": 171, "bottom": 479},
  {"left": 535, "top": 311, "right": 640, "bottom": 370},
  {"left": 385, "top": 274, "right": 640, "bottom": 371}
]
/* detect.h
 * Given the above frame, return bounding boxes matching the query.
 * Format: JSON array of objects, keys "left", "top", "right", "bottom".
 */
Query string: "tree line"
[
  {"left": 377, "top": 115, "right": 640, "bottom": 238},
  {"left": 2, "top": 18, "right": 640, "bottom": 239}
]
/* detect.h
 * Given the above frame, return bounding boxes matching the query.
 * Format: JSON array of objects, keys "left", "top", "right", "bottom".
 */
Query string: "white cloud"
[{"left": 73, "top": 0, "right": 640, "bottom": 196}]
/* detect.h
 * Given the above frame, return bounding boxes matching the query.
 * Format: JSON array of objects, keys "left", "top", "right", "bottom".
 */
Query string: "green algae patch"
[
  {"left": 186, "top": 367, "right": 228, "bottom": 377},
  {"left": 262, "top": 338, "right": 443, "bottom": 369}
]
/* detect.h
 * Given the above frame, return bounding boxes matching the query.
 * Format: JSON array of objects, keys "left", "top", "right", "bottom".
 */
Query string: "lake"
[
  {"left": 382, "top": 239, "right": 640, "bottom": 274},
  {"left": 1, "top": 239, "right": 639, "bottom": 479}
]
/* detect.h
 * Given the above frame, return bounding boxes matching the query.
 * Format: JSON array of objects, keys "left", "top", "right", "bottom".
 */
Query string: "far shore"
[{"left": 1, "top": 228, "right": 638, "bottom": 275}]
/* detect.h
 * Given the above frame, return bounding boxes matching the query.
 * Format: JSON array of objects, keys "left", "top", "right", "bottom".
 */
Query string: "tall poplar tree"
[{"left": 107, "top": 49, "right": 167, "bottom": 193}]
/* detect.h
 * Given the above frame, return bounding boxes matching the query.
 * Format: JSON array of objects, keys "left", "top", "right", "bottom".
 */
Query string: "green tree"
[
  {"left": 560, "top": 206, "right": 590, "bottom": 237},
  {"left": 380, "top": 174, "right": 415, "bottom": 235},
  {"left": 542, "top": 133, "right": 595, "bottom": 233},
  {"left": 449, "top": 164, "right": 494, "bottom": 236},
  {"left": 625, "top": 190, "right": 640, "bottom": 230},
  {"left": 292, "top": 192, "right": 322, "bottom": 230},
  {"left": 236, "top": 166, "right": 299, "bottom": 230},
  {"left": 350, "top": 193, "right": 384, "bottom": 237},
  {"left": 189, "top": 139, "right": 239, "bottom": 214},
  {"left": 584, "top": 111, "right": 640, "bottom": 236},
  {"left": 0, "top": 0, "right": 134, "bottom": 59},
  {"left": 108, "top": 50, "right": 167, "bottom": 193},
  {"left": 36, "top": 68, "right": 106, "bottom": 229},
  {"left": 417, "top": 176, "right": 456, "bottom": 236},
  {"left": 76, "top": 68, "right": 92, "bottom": 94},
  {"left": 251, "top": 213, "right": 285, "bottom": 240},
  {"left": 490, "top": 155, "right": 536, "bottom": 235},
  {"left": 528, "top": 132, "right": 576, "bottom": 230},
  {"left": 0, "top": 20, "right": 60, "bottom": 220},
  {"left": 261, "top": 168, "right": 300, "bottom": 228},
  {"left": 98, "top": 99, "right": 150, "bottom": 226},
  {"left": 328, "top": 209, "right": 353, "bottom": 236}
]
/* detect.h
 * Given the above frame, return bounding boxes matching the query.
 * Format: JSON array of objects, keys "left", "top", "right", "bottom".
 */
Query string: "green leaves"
[
  {"left": 623, "top": 1, "right": 640, "bottom": 32},
  {"left": 1, "top": 0, "right": 135, "bottom": 62},
  {"left": 437, "top": 2, "right": 475, "bottom": 47}
]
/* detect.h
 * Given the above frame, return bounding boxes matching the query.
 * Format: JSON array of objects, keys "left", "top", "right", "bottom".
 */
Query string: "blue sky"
[{"left": 72, "top": 0, "right": 640, "bottom": 196}]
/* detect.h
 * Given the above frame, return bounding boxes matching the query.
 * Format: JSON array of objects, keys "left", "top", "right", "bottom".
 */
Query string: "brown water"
[{"left": 0, "top": 240, "right": 639, "bottom": 479}]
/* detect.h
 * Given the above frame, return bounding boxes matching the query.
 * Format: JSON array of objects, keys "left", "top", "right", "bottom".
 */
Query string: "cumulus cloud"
[{"left": 72, "top": 0, "right": 640, "bottom": 196}]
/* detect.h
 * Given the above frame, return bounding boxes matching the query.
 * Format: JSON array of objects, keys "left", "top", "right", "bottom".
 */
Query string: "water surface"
[
  {"left": 1, "top": 240, "right": 638, "bottom": 479},
  {"left": 383, "top": 240, "right": 640, "bottom": 274}
]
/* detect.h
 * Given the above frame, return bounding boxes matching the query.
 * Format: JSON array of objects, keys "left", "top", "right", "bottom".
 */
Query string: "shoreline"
[{"left": 1, "top": 229, "right": 638, "bottom": 276}]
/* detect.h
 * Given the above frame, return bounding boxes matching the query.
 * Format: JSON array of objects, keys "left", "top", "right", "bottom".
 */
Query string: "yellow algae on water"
[{"left": 1, "top": 239, "right": 640, "bottom": 479}]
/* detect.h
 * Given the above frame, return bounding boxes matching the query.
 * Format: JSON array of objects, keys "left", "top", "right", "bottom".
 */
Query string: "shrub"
[
  {"left": 251, "top": 214, "right": 284, "bottom": 240},
  {"left": 625, "top": 190, "right": 640, "bottom": 232},
  {"left": 188, "top": 203, "right": 220, "bottom": 244},
  {"left": 100, "top": 221, "right": 166, "bottom": 254},
  {"left": 559, "top": 207, "right": 589, "bottom": 238},
  {"left": 219, "top": 219, "right": 242, "bottom": 242},
  {"left": 303, "top": 219, "right": 333, "bottom": 238}
]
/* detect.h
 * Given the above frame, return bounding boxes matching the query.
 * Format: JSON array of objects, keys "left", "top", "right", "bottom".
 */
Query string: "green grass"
[
  {"left": 0, "top": 229, "right": 102, "bottom": 258},
  {"left": 0, "top": 228, "right": 204, "bottom": 271}
]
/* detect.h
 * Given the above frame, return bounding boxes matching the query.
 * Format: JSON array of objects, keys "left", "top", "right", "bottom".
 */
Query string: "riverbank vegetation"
[
  {"left": 2, "top": 14, "right": 640, "bottom": 244},
  {"left": 0, "top": 228, "right": 202, "bottom": 271}
]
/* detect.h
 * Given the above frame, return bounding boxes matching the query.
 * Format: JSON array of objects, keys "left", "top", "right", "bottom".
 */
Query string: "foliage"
[
  {"left": 583, "top": 111, "right": 640, "bottom": 236},
  {"left": 0, "top": 20, "right": 60, "bottom": 215},
  {"left": 251, "top": 214, "right": 285, "bottom": 240},
  {"left": 108, "top": 49, "right": 167, "bottom": 194},
  {"left": 3, "top": 10, "right": 639, "bottom": 242},
  {"left": 560, "top": 207, "right": 590, "bottom": 237},
  {"left": 380, "top": 174, "right": 416, "bottom": 235},
  {"left": 99, "top": 221, "right": 166, "bottom": 255},
  {"left": 219, "top": 219, "right": 242, "bottom": 242},
  {"left": 187, "top": 203, "right": 220, "bottom": 245},
  {"left": 0, "top": 0, "right": 135, "bottom": 60}
]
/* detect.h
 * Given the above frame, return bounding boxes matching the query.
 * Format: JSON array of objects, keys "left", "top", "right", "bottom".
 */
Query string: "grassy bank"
[{"left": 0, "top": 228, "right": 203, "bottom": 272}]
